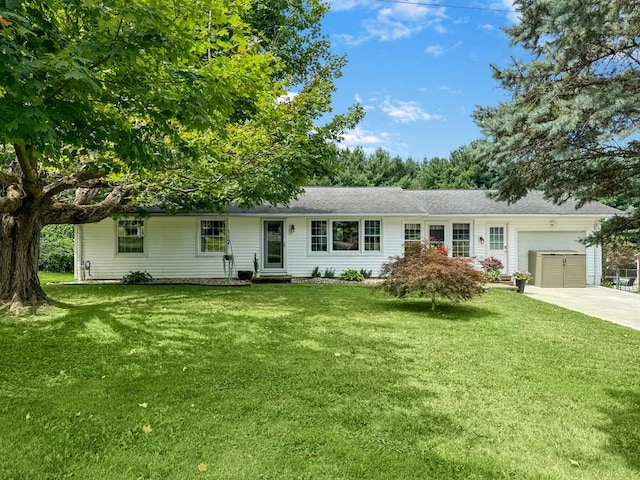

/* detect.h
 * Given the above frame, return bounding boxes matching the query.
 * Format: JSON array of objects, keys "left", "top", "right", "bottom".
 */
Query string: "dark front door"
[{"left": 263, "top": 220, "right": 284, "bottom": 269}]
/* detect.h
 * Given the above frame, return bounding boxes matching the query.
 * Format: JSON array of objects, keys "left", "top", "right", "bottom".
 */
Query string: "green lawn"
[{"left": 1, "top": 282, "right": 639, "bottom": 479}]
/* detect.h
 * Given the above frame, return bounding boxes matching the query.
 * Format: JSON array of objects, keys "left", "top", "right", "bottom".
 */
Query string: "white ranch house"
[{"left": 74, "top": 187, "right": 620, "bottom": 285}]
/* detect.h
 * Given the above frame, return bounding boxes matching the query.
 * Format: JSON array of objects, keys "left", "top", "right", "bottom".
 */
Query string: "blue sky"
[{"left": 323, "top": 0, "right": 521, "bottom": 160}]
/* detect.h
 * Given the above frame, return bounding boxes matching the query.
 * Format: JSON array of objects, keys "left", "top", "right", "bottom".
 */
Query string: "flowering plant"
[
  {"left": 479, "top": 256, "right": 503, "bottom": 282},
  {"left": 512, "top": 270, "right": 531, "bottom": 280},
  {"left": 479, "top": 256, "right": 503, "bottom": 271}
]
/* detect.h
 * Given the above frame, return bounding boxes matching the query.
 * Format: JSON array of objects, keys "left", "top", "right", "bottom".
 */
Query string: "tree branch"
[
  {"left": 0, "top": 185, "right": 24, "bottom": 214},
  {"left": 0, "top": 170, "right": 19, "bottom": 188},
  {"left": 42, "top": 169, "right": 109, "bottom": 198},
  {"left": 42, "top": 185, "right": 135, "bottom": 225},
  {"left": 13, "top": 144, "right": 40, "bottom": 197}
]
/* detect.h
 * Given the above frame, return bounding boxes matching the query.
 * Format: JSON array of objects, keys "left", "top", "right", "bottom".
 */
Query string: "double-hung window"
[
  {"left": 311, "top": 220, "right": 328, "bottom": 252},
  {"left": 364, "top": 220, "right": 381, "bottom": 251},
  {"left": 117, "top": 219, "right": 144, "bottom": 254},
  {"left": 404, "top": 223, "right": 421, "bottom": 252},
  {"left": 451, "top": 223, "right": 470, "bottom": 257},
  {"left": 200, "top": 220, "right": 226, "bottom": 253}
]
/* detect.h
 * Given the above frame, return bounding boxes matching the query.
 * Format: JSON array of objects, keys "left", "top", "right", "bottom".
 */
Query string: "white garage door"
[{"left": 517, "top": 231, "right": 586, "bottom": 271}]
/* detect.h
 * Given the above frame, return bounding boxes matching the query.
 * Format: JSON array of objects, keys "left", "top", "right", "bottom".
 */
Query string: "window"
[
  {"left": 404, "top": 223, "right": 421, "bottom": 242},
  {"left": 451, "top": 223, "right": 470, "bottom": 257},
  {"left": 117, "top": 219, "right": 144, "bottom": 253},
  {"left": 200, "top": 220, "right": 226, "bottom": 253},
  {"left": 489, "top": 226, "right": 504, "bottom": 250},
  {"left": 364, "top": 220, "right": 381, "bottom": 251},
  {"left": 332, "top": 221, "right": 359, "bottom": 251},
  {"left": 311, "top": 220, "right": 328, "bottom": 252},
  {"left": 429, "top": 224, "right": 445, "bottom": 247}
]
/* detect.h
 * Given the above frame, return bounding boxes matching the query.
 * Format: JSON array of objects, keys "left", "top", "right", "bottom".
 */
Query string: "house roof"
[{"left": 226, "top": 187, "right": 621, "bottom": 216}]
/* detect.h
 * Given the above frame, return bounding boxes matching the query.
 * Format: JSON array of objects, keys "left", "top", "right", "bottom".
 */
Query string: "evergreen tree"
[{"left": 473, "top": 0, "right": 640, "bottom": 242}]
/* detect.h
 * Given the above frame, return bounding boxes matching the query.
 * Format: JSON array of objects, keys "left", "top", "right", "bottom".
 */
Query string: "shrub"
[
  {"left": 381, "top": 240, "right": 485, "bottom": 310},
  {"left": 323, "top": 268, "right": 335, "bottom": 279},
  {"left": 340, "top": 269, "right": 365, "bottom": 282},
  {"left": 122, "top": 271, "right": 153, "bottom": 284},
  {"left": 311, "top": 266, "right": 322, "bottom": 278},
  {"left": 479, "top": 256, "right": 503, "bottom": 283},
  {"left": 359, "top": 268, "right": 373, "bottom": 279},
  {"left": 39, "top": 225, "right": 74, "bottom": 272},
  {"left": 484, "top": 269, "right": 502, "bottom": 283}
]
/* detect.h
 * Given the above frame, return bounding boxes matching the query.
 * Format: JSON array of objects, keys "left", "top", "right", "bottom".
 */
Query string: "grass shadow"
[
  {"left": 371, "top": 296, "right": 495, "bottom": 321},
  {"left": 599, "top": 389, "right": 640, "bottom": 472}
]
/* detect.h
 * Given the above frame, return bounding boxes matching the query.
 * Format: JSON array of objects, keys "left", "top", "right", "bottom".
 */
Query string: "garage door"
[{"left": 517, "top": 231, "right": 586, "bottom": 271}]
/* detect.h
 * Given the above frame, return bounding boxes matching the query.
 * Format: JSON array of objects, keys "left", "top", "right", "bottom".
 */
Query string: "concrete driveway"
[{"left": 524, "top": 285, "right": 640, "bottom": 331}]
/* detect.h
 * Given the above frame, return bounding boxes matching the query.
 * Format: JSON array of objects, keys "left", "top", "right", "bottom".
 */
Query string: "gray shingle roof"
[{"left": 226, "top": 187, "right": 621, "bottom": 216}]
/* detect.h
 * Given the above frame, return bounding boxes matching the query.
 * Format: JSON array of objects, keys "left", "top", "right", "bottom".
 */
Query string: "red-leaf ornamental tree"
[
  {"left": 381, "top": 241, "right": 485, "bottom": 311},
  {"left": 0, "top": 0, "right": 362, "bottom": 311}
]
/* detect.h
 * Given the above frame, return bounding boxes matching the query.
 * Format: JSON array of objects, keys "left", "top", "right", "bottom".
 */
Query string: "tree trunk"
[{"left": 0, "top": 209, "right": 47, "bottom": 311}]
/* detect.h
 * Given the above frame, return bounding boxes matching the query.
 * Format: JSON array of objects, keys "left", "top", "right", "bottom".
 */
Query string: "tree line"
[{"left": 310, "top": 141, "right": 503, "bottom": 190}]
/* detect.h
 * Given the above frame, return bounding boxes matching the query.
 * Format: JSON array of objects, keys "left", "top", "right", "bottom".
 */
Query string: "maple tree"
[
  {"left": 0, "top": 0, "right": 361, "bottom": 310},
  {"left": 381, "top": 241, "right": 485, "bottom": 311}
]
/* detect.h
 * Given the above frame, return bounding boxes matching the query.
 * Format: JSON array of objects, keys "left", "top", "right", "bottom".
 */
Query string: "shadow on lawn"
[
  {"left": 599, "top": 389, "right": 640, "bottom": 472},
  {"left": 373, "top": 297, "right": 494, "bottom": 321},
  {"left": 1, "top": 285, "right": 535, "bottom": 479}
]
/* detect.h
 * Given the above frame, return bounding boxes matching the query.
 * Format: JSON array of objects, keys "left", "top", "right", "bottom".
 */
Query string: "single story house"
[{"left": 74, "top": 187, "right": 621, "bottom": 285}]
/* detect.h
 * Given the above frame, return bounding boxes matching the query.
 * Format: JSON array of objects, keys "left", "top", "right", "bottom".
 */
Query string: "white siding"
[
  {"left": 78, "top": 215, "right": 260, "bottom": 280},
  {"left": 283, "top": 217, "right": 403, "bottom": 278},
  {"left": 77, "top": 214, "right": 604, "bottom": 284}
]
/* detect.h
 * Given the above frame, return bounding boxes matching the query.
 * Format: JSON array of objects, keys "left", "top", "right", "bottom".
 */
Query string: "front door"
[
  {"left": 488, "top": 225, "right": 508, "bottom": 273},
  {"left": 263, "top": 220, "right": 284, "bottom": 270}
]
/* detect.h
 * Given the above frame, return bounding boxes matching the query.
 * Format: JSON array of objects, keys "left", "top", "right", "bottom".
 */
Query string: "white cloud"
[
  {"left": 362, "top": 3, "right": 447, "bottom": 42},
  {"left": 338, "top": 126, "right": 389, "bottom": 152},
  {"left": 493, "top": 0, "right": 520, "bottom": 24},
  {"left": 479, "top": 23, "right": 496, "bottom": 31},
  {"left": 354, "top": 93, "right": 363, "bottom": 103},
  {"left": 381, "top": 98, "right": 442, "bottom": 124},
  {"left": 276, "top": 92, "right": 298, "bottom": 104},
  {"left": 328, "top": 0, "right": 373, "bottom": 11},
  {"left": 425, "top": 45, "right": 444, "bottom": 56}
]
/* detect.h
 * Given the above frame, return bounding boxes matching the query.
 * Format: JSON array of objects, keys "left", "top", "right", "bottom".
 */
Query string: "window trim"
[
  {"left": 308, "top": 218, "right": 383, "bottom": 254},
  {"left": 451, "top": 222, "right": 471, "bottom": 257},
  {"left": 310, "top": 219, "right": 329, "bottom": 253},
  {"left": 364, "top": 219, "right": 381, "bottom": 252},
  {"left": 197, "top": 218, "right": 228, "bottom": 256},
  {"left": 116, "top": 218, "right": 146, "bottom": 256}
]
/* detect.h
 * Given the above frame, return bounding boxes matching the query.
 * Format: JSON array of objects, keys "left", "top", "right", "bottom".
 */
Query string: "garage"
[{"left": 517, "top": 231, "right": 586, "bottom": 272}]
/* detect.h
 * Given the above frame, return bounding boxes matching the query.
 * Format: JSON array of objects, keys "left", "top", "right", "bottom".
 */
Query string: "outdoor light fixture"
[
  {"left": 289, "top": 224, "right": 295, "bottom": 233},
  {"left": 479, "top": 236, "right": 485, "bottom": 245},
  {"left": 550, "top": 220, "right": 556, "bottom": 227}
]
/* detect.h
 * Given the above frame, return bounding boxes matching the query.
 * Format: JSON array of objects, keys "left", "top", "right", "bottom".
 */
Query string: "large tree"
[
  {"left": 0, "top": 0, "right": 361, "bottom": 310},
  {"left": 473, "top": 0, "right": 640, "bottom": 241}
]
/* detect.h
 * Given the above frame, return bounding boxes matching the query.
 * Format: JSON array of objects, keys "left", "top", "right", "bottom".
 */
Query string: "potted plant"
[
  {"left": 237, "top": 270, "right": 253, "bottom": 281},
  {"left": 512, "top": 270, "right": 532, "bottom": 293}
]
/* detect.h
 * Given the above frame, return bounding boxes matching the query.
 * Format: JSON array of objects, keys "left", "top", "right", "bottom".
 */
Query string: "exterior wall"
[
  {"left": 283, "top": 217, "right": 403, "bottom": 278},
  {"left": 75, "top": 213, "right": 604, "bottom": 285},
  {"left": 76, "top": 215, "right": 260, "bottom": 280},
  {"left": 472, "top": 216, "right": 601, "bottom": 285}
]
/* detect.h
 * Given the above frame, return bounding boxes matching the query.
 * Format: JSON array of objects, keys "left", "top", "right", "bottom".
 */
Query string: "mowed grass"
[{"left": 1, "top": 281, "right": 639, "bottom": 479}]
